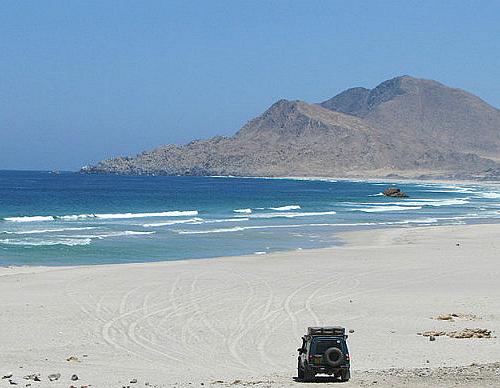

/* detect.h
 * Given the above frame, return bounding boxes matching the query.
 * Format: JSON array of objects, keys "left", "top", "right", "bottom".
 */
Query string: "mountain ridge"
[{"left": 82, "top": 75, "right": 500, "bottom": 180}]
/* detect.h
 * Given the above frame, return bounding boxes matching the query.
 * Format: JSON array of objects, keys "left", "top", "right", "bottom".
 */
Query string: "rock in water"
[{"left": 383, "top": 188, "right": 408, "bottom": 198}]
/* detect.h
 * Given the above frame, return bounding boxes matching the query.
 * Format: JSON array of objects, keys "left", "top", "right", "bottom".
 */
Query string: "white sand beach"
[{"left": 1, "top": 224, "right": 500, "bottom": 387}]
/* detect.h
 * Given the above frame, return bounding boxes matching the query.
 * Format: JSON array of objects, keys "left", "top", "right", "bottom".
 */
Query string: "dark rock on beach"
[{"left": 47, "top": 373, "right": 60, "bottom": 382}]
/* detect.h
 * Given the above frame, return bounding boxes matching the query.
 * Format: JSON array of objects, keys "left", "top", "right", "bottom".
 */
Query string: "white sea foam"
[
  {"left": 60, "top": 231, "right": 156, "bottom": 239},
  {"left": 58, "top": 214, "right": 96, "bottom": 221},
  {"left": 406, "top": 198, "right": 470, "bottom": 206},
  {"left": 3, "top": 210, "right": 199, "bottom": 222},
  {"left": 85, "top": 210, "right": 199, "bottom": 220},
  {"left": 1, "top": 227, "right": 97, "bottom": 235},
  {"left": 357, "top": 206, "right": 423, "bottom": 213},
  {"left": 178, "top": 226, "right": 248, "bottom": 234},
  {"left": 243, "top": 211, "right": 337, "bottom": 219},
  {"left": 99, "top": 230, "right": 155, "bottom": 238},
  {"left": 477, "top": 192, "right": 500, "bottom": 199},
  {"left": 423, "top": 185, "right": 477, "bottom": 194},
  {"left": 233, "top": 208, "right": 252, "bottom": 214},
  {"left": 0, "top": 238, "right": 92, "bottom": 246},
  {"left": 358, "top": 198, "right": 470, "bottom": 208},
  {"left": 142, "top": 218, "right": 204, "bottom": 227},
  {"left": 175, "top": 221, "right": 361, "bottom": 235},
  {"left": 4, "top": 216, "right": 55, "bottom": 222},
  {"left": 269, "top": 205, "right": 301, "bottom": 211},
  {"left": 368, "top": 193, "right": 384, "bottom": 197},
  {"left": 144, "top": 217, "right": 251, "bottom": 227},
  {"left": 391, "top": 218, "right": 439, "bottom": 224},
  {"left": 203, "top": 218, "right": 250, "bottom": 224}
]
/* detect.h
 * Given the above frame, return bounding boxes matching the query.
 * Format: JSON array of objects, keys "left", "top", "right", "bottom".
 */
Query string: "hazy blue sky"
[{"left": 1, "top": 0, "right": 499, "bottom": 170}]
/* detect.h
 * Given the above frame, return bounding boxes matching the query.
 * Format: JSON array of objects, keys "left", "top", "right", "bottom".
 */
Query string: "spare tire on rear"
[{"left": 323, "top": 347, "right": 344, "bottom": 367}]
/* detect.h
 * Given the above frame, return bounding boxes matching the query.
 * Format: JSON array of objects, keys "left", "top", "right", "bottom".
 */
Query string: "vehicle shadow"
[{"left": 293, "top": 376, "right": 344, "bottom": 383}]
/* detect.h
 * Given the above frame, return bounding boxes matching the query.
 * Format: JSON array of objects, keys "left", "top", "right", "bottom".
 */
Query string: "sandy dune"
[{"left": 1, "top": 224, "right": 499, "bottom": 387}]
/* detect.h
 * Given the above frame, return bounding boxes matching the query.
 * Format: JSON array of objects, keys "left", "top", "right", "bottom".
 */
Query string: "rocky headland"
[{"left": 82, "top": 76, "right": 500, "bottom": 180}]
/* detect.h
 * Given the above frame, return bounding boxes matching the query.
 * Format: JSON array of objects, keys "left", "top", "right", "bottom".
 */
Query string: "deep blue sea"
[{"left": 1, "top": 170, "right": 499, "bottom": 266}]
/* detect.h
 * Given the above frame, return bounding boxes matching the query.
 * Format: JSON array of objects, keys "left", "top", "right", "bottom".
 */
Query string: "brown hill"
[
  {"left": 320, "top": 76, "right": 500, "bottom": 157},
  {"left": 83, "top": 76, "right": 500, "bottom": 180}
]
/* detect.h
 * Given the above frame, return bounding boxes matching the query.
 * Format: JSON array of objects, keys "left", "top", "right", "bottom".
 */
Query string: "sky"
[{"left": 1, "top": 0, "right": 499, "bottom": 171}]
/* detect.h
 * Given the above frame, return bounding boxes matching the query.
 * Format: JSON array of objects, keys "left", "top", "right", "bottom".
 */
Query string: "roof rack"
[{"left": 307, "top": 326, "right": 345, "bottom": 336}]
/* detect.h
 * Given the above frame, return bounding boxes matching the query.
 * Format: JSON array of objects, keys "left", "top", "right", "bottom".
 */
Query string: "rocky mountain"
[
  {"left": 83, "top": 76, "right": 500, "bottom": 180},
  {"left": 320, "top": 76, "right": 500, "bottom": 157}
]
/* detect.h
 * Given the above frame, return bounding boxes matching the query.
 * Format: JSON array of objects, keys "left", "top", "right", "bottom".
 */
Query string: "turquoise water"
[{"left": 1, "top": 171, "right": 499, "bottom": 266}]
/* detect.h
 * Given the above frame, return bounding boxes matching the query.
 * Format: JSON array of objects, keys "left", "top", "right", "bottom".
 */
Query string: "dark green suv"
[{"left": 297, "top": 326, "right": 351, "bottom": 382}]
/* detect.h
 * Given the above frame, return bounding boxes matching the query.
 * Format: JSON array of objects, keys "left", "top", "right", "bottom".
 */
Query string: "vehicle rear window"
[{"left": 314, "top": 339, "right": 342, "bottom": 354}]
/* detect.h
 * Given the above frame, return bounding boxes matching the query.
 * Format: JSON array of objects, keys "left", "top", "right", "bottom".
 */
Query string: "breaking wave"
[
  {"left": 175, "top": 221, "right": 351, "bottom": 235},
  {"left": 142, "top": 218, "right": 204, "bottom": 227},
  {"left": 477, "top": 192, "right": 500, "bottom": 199},
  {"left": 352, "top": 198, "right": 471, "bottom": 212},
  {"left": 3, "top": 216, "right": 55, "bottom": 223},
  {"left": 233, "top": 208, "right": 252, "bottom": 214},
  {"left": 390, "top": 218, "right": 439, "bottom": 224},
  {"left": 0, "top": 230, "right": 155, "bottom": 246},
  {"left": 203, "top": 218, "right": 250, "bottom": 224},
  {"left": 405, "top": 198, "right": 470, "bottom": 206},
  {"left": 1, "top": 227, "right": 97, "bottom": 235},
  {"left": 143, "top": 217, "right": 250, "bottom": 227},
  {"left": 243, "top": 211, "right": 337, "bottom": 219},
  {"left": 63, "top": 231, "right": 156, "bottom": 239},
  {"left": 357, "top": 206, "right": 423, "bottom": 213},
  {"left": 3, "top": 210, "right": 199, "bottom": 222},
  {"left": 0, "top": 238, "right": 92, "bottom": 246},
  {"left": 269, "top": 205, "right": 301, "bottom": 211}
]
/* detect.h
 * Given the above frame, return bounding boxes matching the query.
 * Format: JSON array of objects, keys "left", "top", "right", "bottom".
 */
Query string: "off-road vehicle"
[{"left": 297, "top": 326, "right": 350, "bottom": 382}]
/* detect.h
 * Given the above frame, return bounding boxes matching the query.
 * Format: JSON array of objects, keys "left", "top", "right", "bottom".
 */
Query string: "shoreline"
[
  {"left": 1, "top": 224, "right": 499, "bottom": 386},
  {"left": 211, "top": 174, "right": 500, "bottom": 186},
  {"left": 1, "top": 219, "right": 498, "bottom": 270},
  {"left": 4, "top": 168, "right": 500, "bottom": 186}
]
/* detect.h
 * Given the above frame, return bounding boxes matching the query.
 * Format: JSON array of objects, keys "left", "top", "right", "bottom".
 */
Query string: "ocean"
[{"left": 1, "top": 170, "right": 499, "bottom": 266}]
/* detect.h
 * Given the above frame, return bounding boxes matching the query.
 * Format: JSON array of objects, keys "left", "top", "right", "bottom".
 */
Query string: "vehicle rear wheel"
[
  {"left": 340, "top": 369, "right": 350, "bottom": 382},
  {"left": 303, "top": 368, "right": 315, "bottom": 382}
]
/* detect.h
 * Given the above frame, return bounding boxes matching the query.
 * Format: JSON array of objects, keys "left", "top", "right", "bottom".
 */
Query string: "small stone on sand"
[{"left": 48, "top": 373, "right": 60, "bottom": 381}]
